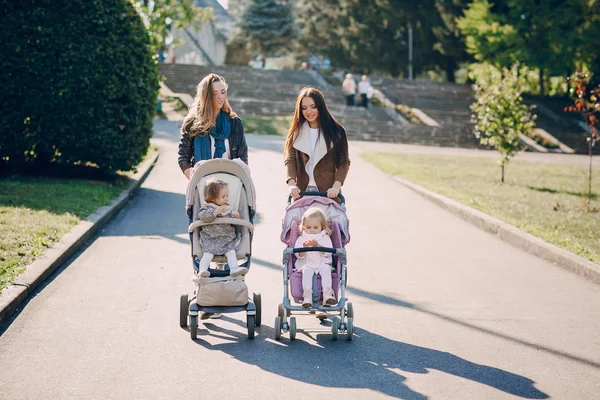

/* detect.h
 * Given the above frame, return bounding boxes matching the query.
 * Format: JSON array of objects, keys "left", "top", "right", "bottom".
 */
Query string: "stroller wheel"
[
  {"left": 190, "top": 315, "right": 198, "bottom": 340},
  {"left": 331, "top": 316, "right": 339, "bottom": 340},
  {"left": 179, "top": 294, "right": 189, "bottom": 327},
  {"left": 253, "top": 293, "right": 262, "bottom": 327},
  {"left": 247, "top": 314, "right": 256, "bottom": 339},
  {"left": 278, "top": 303, "right": 285, "bottom": 319},
  {"left": 274, "top": 317, "right": 282, "bottom": 340},
  {"left": 346, "top": 302, "right": 354, "bottom": 319},
  {"left": 346, "top": 317, "right": 354, "bottom": 341},
  {"left": 289, "top": 317, "right": 297, "bottom": 340}
]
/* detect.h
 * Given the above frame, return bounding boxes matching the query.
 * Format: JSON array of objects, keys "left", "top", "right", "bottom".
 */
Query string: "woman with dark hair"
[{"left": 284, "top": 87, "right": 350, "bottom": 200}]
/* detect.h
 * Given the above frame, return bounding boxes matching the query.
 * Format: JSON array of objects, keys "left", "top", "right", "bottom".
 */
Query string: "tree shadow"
[
  {"left": 251, "top": 258, "right": 600, "bottom": 371},
  {"left": 98, "top": 187, "right": 189, "bottom": 245},
  {"left": 526, "top": 185, "right": 598, "bottom": 200},
  {"left": 191, "top": 316, "right": 549, "bottom": 399}
]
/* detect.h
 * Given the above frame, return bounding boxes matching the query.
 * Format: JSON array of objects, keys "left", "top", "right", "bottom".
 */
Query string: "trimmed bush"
[{"left": 0, "top": 0, "right": 159, "bottom": 174}]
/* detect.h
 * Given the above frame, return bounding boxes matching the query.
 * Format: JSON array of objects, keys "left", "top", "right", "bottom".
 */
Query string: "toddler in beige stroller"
[{"left": 179, "top": 159, "right": 261, "bottom": 339}]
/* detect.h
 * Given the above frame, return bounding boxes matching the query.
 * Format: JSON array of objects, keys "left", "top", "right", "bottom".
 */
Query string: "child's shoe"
[
  {"left": 323, "top": 287, "right": 337, "bottom": 306},
  {"left": 302, "top": 290, "right": 313, "bottom": 308},
  {"left": 230, "top": 267, "right": 248, "bottom": 277},
  {"left": 199, "top": 270, "right": 210, "bottom": 278}
]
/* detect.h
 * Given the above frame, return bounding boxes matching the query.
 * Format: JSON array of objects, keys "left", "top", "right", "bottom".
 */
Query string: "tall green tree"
[
  {"left": 238, "top": 0, "right": 297, "bottom": 68},
  {"left": 132, "top": 0, "right": 213, "bottom": 55},
  {"left": 299, "top": 0, "right": 469, "bottom": 80},
  {"left": 457, "top": 0, "right": 587, "bottom": 96},
  {"left": 429, "top": 0, "right": 472, "bottom": 82}
]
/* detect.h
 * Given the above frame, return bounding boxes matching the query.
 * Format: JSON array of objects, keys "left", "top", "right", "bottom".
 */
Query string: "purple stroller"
[{"left": 277, "top": 192, "right": 354, "bottom": 340}]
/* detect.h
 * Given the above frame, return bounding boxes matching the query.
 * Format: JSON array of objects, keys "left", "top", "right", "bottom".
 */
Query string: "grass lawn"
[
  {"left": 362, "top": 152, "right": 600, "bottom": 264},
  {"left": 0, "top": 146, "right": 157, "bottom": 295},
  {"left": 242, "top": 116, "right": 292, "bottom": 136}
]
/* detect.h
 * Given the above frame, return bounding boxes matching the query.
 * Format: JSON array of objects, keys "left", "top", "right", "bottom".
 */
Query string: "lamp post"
[{"left": 408, "top": 22, "right": 413, "bottom": 80}]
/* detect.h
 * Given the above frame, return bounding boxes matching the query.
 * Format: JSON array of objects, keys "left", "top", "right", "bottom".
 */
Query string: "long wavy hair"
[
  {"left": 284, "top": 87, "right": 348, "bottom": 162},
  {"left": 182, "top": 73, "right": 237, "bottom": 137}
]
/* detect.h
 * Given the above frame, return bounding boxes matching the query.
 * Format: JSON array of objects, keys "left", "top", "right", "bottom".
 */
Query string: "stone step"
[{"left": 159, "top": 64, "right": 489, "bottom": 150}]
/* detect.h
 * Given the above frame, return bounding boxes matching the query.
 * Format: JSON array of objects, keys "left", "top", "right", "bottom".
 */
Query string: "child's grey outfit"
[
  {"left": 197, "top": 203, "right": 238, "bottom": 255},
  {"left": 197, "top": 202, "right": 246, "bottom": 277}
]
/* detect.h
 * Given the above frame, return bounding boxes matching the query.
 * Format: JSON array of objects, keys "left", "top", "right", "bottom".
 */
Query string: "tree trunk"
[
  {"left": 501, "top": 163, "right": 505, "bottom": 183},
  {"left": 445, "top": 57, "right": 457, "bottom": 83},
  {"left": 539, "top": 68, "right": 545, "bottom": 97},
  {"left": 588, "top": 140, "right": 593, "bottom": 211},
  {"left": 261, "top": 54, "right": 266, "bottom": 69},
  {"left": 389, "top": 62, "right": 400, "bottom": 78}
]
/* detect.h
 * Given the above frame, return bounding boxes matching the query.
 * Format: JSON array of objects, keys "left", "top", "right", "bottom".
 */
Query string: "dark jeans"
[
  {"left": 361, "top": 94, "right": 369, "bottom": 108},
  {"left": 346, "top": 95, "right": 355, "bottom": 106}
]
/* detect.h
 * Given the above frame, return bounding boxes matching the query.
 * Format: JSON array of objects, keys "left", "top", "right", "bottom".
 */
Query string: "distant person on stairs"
[
  {"left": 178, "top": 73, "right": 249, "bottom": 181},
  {"left": 284, "top": 87, "right": 351, "bottom": 203},
  {"left": 341, "top": 73, "right": 357, "bottom": 106},
  {"left": 358, "top": 75, "right": 372, "bottom": 108}
]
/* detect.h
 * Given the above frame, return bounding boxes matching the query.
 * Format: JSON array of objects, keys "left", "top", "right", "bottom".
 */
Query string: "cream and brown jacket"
[{"left": 284, "top": 122, "right": 350, "bottom": 192}]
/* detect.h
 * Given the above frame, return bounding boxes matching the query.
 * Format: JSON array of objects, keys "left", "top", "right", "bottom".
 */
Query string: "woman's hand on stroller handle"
[
  {"left": 286, "top": 191, "right": 346, "bottom": 205},
  {"left": 288, "top": 185, "right": 301, "bottom": 200},
  {"left": 326, "top": 183, "right": 341, "bottom": 199}
]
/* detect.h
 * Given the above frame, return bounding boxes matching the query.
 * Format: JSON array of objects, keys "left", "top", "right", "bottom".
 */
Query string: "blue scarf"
[{"left": 193, "top": 111, "right": 231, "bottom": 162}]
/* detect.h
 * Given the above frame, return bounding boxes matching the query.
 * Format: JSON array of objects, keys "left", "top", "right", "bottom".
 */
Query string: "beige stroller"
[{"left": 179, "top": 159, "right": 261, "bottom": 339}]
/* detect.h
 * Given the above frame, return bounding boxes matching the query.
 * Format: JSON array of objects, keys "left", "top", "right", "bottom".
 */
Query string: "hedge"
[{"left": 0, "top": 0, "right": 160, "bottom": 174}]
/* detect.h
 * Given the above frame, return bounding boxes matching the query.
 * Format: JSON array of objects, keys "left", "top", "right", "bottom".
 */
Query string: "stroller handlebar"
[
  {"left": 286, "top": 247, "right": 345, "bottom": 255},
  {"left": 287, "top": 191, "right": 346, "bottom": 207}
]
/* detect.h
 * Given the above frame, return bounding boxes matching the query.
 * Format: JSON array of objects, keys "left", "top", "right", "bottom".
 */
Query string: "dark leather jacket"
[{"left": 177, "top": 116, "right": 248, "bottom": 172}]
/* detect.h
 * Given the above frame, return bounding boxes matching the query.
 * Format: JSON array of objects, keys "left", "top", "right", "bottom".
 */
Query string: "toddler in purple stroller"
[{"left": 276, "top": 192, "right": 354, "bottom": 341}]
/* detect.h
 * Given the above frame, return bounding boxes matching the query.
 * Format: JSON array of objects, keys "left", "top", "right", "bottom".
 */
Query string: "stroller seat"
[
  {"left": 186, "top": 160, "right": 255, "bottom": 266},
  {"left": 275, "top": 193, "right": 354, "bottom": 341},
  {"left": 179, "top": 159, "right": 260, "bottom": 340},
  {"left": 288, "top": 219, "right": 342, "bottom": 302}
]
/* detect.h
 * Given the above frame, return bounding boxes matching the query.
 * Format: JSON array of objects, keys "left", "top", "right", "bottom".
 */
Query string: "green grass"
[
  {"left": 242, "top": 116, "right": 292, "bottom": 136},
  {"left": 0, "top": 146, "right": 157, "bottom": 294},
  {"left": 362, "top": 152, "right": 600, "bottom": 264},
  {"left": 0, "top": 178, "right": 126, "bottom": 294}
]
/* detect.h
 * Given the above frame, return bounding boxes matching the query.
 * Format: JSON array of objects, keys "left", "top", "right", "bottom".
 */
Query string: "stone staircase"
[
  {"left": 523, "top": 96, "right": 598, "bottom": 155},
  {"left": 158, "top": 64, "right": 491, "bottom": 148},
  {"left": 375, "top": 77, "right": 599, "bottom": 154},
  {"left": 373, "top": 78, "right": 482, "bottom": 148}
]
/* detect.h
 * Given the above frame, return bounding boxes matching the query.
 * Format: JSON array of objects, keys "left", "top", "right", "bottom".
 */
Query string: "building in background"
[{"left": 169, "top": 0, "right": 236, "bottom": 65}]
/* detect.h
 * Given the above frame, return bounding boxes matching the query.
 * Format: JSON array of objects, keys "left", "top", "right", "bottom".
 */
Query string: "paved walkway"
[{"left": 1, "top": 121, "right": 599, "bottom": 399}]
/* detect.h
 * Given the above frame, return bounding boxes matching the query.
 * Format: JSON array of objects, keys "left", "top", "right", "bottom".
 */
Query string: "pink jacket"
[{"left": 294, "top": 231, "right": 332, "bottom": 271}]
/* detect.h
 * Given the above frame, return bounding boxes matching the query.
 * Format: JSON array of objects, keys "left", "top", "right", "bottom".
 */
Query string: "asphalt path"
[{"left": 1, "top": 119, "right": 599, "bottom": 399}]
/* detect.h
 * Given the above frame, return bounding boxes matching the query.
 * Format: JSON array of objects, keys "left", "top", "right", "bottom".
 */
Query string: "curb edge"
[
  {"left": 0, "top": 151, "right": 160, "bottom": 326},
  {"left": 393, "top": 176, "right": 600, "bottom": 285}
]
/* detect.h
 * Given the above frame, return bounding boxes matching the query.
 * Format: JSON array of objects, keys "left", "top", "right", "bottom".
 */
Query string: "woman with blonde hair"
[
  {"left": 178, "top": 73, "right": 248, "bottom": 179},
  {"left": 284, "top": 87, "right": 350, "bottom": 201}
]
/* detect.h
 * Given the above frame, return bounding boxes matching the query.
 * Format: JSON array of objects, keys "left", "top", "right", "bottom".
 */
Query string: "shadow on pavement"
[
  {"left": 100, "top": 187, "right": 189, "bottom": 245},
  {"left": 252, "top": 257, "right": 600, "bottom": 371},
  {"left": 191, "top": 315, "right": 548, "bottom": 400}
]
